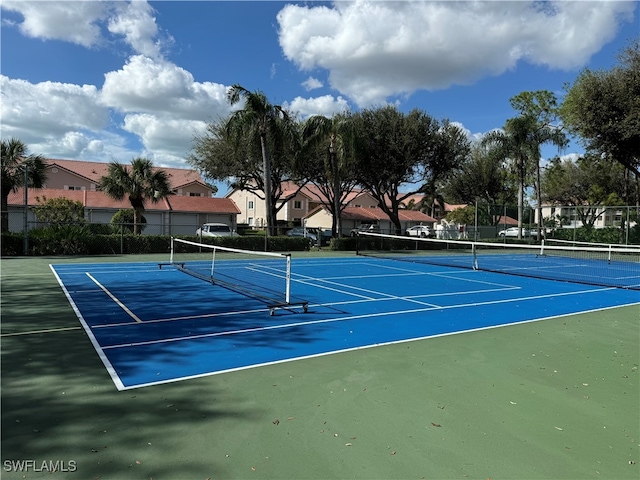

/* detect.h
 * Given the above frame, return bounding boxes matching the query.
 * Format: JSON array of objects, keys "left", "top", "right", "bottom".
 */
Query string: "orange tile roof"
[
  {"left": 45, "top": 158, "right": 207, "bottom": 190},
  {"left": 493, "top": 215, "right": 518, "bottom": 225},
  {"left": 337, "top": 207, "right": 436, "bottom": 223},
  {"left": 247, "top": 181, "right": 366, "bottom": 205},
  {"left": 167, "top": 195, "right": 240, "bottom": 214},
  {"left": 8, "top": 188, "right": 239, "bottom": 214}
]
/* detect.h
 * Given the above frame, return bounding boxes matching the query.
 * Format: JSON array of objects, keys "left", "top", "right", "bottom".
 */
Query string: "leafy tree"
[
  {"left": 99, "top": 158, "right": 172, "bottom": 235},
  {"left": 561, "top": 39, "right": 640, "bottom": 176},
  {"left": 32, "top": 196, "right": 85, "bottom": 224},
  {"left": 226, "top": 85, "right": 299, "bottom": 236},
  {"left": 482, "top": 118, "right": 537, "bottom": 238},
  {"left": 445, "top": 205, "right": 476, "bottom": 226},
  {"left": 1, "top": 138, "right": 47, "bottom": 233},
  {"left": 541, "top": 154, "right": 626, "bottom": 228},
  {"left": 300, "top": 112, "right": 358, "bottom": 237},
  {"left": 441, "top": 143, "right": 516, "bottom": 208},
  {"left": 483, "top": 91, "right": 567, "bottom": 238},
  {"left": 110, "top": 209, "right": 146, "bottom": 233},
  {"left": 353, "top": 106, "right": 470, "bottom": 235},
  {"left": 190, "top": 112, "right": 305, "bottom": 235},
  {"left": 509, "top": 90, "right": 568, "bottom": 237}
]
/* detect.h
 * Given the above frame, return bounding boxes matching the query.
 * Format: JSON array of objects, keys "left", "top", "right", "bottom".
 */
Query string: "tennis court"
[
  {"left": 3, "top": 246, "right": 639, "bottom": 480},
  {"left": 50, "top": 238, "right": 640, "bottom": 391}
]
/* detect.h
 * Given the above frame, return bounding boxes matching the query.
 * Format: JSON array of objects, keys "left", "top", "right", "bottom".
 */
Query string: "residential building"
[
  {"left": 226, "top": 181, "right": 437, "bottom": 233},
  {"left": 6, "top": 159, "right": 240, "bottom": 234},
  {"left": 536, "top": 204, "right": 634, "bottom": 229}
]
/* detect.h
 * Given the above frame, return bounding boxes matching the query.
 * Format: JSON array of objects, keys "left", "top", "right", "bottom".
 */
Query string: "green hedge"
[
  {"left": 1, "top": 229, "right": 315, "bottom": 256},
  {"left": 549, "top": 226, "right": 640, "bottom": 245}
]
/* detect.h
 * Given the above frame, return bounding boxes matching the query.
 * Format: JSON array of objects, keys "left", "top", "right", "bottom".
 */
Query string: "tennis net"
[
  {"left": 357, "top": 232, "right": 640, "bottom": 290},
  {"left": 163, "top": 238, "right": 307, "bottom": 314},
  {"left": 544, "top": 238, "right": 639, "bottom": 250}
]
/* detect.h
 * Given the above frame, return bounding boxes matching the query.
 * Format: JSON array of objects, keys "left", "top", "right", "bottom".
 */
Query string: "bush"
[
  {"left": 110, "top": 209, "right": 146, "bottom": 234},
  {"left": 549, "top": 226, "right": 631, "bottom": 244},
  {"left": 1, "top": 233, "right": 24, "bottom": 256},
  {"left": 330, "top": 236, "right": 357, "bottom": 251},
  {"left": 2, "top": 232, "right": 335, "bottom": 257},
  {"left": 28, "top": 225, "right": 92, "bottom": 255}
]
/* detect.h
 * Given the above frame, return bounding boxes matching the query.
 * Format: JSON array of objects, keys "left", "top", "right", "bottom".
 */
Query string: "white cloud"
[
  {"left": 0, "top": 0, "right": 110, "bottom": 47},
  {"left": 1, "top": 0, "right": 171, "bottom": 58},
  {"left": 107, "top": 1, "right": 170, "bottom": 59},
  {"left": 122, "top": 113, "right": 208, "bottom": 167},
  {"left": 101, "top": 55, "right": 230, "bottom": 120},
  {"left": 0, "top": 75, "right": 108, "bottom": 138},
  {"left": 302, "top": 77, "right": 323, "bottom": 91},
  {"left": 277, "top": 1, "right": 636, "bottom": 106},
  {"left": 283, "top": 95, "right": 351, "bottom": 119},
  {"left": 449, "top": 121, "right": 485, "bottom": 144}
]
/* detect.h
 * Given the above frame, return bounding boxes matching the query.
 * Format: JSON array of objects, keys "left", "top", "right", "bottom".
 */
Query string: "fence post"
[{"left": 23, "top": 164, "right": 28, "bottom": 255}]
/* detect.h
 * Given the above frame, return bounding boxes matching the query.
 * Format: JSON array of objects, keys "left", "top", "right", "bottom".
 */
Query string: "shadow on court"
[{"left": 2, "top": 254, "right": 639, "bottom": 479}]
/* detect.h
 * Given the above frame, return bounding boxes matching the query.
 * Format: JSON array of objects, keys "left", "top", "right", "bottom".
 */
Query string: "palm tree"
[
  {"left": 1, "top": 138, "right": 47, "bottom": 233},
  {"left": 99, "top": 158, "right": 172, "bottom": 234},
  {"left": 482, "top": 117, "right": 541, "bottom": 239},
  {"left": 301, "top": 112, "right": 356, "bottom": 238},
  {"left": 483, "top": 117, "right": 566, "bottom": 239},
  {"left": 226, "top": 85, "right": 292, "bottom": 236}
]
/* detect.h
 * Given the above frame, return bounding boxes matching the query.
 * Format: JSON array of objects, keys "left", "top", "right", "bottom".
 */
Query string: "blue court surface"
[{"left": 51, "top": 256, "right": 640, "bottom": 390}]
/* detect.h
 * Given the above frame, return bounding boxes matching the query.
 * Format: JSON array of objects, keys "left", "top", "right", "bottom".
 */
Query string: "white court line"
[
  {"left": 91, "top": 265, "right": 523, "bottom": 329},
  {"left": 101, "top": 286, "right": 621, "bottom": 350},
  {"left": 121, "top": 300, "right": 640, "bottom": 391},
  {"left": 91, "top": 284, "right": 520, "bottom": 329},
  {"left": 86, "top": 273, "right": 142, "bottom": 323},
  {"left": 48, "top": 265, "right": 125, "bottom": 391},
  {"left": 1, "top": 326, "right": 82, "bottom": 337}
]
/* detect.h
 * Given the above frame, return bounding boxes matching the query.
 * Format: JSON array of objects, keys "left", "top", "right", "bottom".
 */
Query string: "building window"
[
  {"left": 189, "top": 192, "right": 202, "bottom": 197},
  {"left": 248, "top": 201, "right": 254, "bottom": 209},
  {"left": 293, "top": 201, "right": 302, "bottom": 209},
  {"left": 64, "top": 186, "right": 84, "bottom": 191},
  {"left": 248, "top": 217, "right": 254, "bottom": 226}
]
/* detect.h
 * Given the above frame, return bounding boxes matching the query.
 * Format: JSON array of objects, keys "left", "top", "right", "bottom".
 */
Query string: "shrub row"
[{"left": 1, "top": 228, "right": 320, "bottom": 256}]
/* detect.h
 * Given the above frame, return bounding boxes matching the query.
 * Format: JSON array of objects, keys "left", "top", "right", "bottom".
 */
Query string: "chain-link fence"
[
  {"left": 1, "top": 217, "right": 327, "bottom": 256},
  {"left": 465, "top": 204, "right": 639, "bottom": 244},
  {"left": 3, "top": 204, "right": 638, "bottom": 256}
]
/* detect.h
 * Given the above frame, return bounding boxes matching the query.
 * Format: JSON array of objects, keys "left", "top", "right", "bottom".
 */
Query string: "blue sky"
[{"left": 1, "top": 1, "right": 638, "bottom": 195}]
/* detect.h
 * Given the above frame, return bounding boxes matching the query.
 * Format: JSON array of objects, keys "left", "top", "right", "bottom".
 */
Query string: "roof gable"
[
  {"left": 45, "top": 158, "right": 208, "bottom": 191},
  {"left": 8, "top": 187, "right": 239, "bottom": 214}
]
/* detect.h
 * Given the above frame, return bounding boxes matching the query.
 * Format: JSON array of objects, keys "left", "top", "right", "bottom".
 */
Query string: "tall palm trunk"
[
  {"left": 260, "top": 132, "right": 273, "bottom": 236},
  {"left": 517, "top": 156, "right": 525, "bottom": 239},
  {"left": 329, "top": 135, "right": 341, "bottom": 238},
  {"left": 535, "top": 162, "right": 543, "bottom": 239}
]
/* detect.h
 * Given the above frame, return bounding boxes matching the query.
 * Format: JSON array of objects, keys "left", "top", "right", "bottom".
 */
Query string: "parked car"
[
  {"left": 405, "top": 225, "right": 434, "bottom": 238},
  {"left": 286, "top": 227, "right": 331, "bottom": 246},
  {"left": 498, "top": 227, "right": 534, "bottom": 238},
  {"left": 349, "top": 224, "right": 380, "bottom": 236},
  {"left": 196, "top": 223, "right": 237, "bottom": 237}
]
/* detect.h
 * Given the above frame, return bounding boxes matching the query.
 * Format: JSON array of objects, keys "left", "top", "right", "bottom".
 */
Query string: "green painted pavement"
[{"left": 2, "top": 254, "right": 638, "bottom": 479}]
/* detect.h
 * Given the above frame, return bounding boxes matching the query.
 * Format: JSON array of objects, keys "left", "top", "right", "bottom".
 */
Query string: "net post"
[
  {"left": 472, "top": 243, "right": 478, "bottom": 270},
  {"left": 285, "top": 254, "right": 291, "bottom": 304},
  {"left": 170, "top": 236, "right": 175, "bottom": 264},
  {"left": 608, "top": 244, "right": 612, "bottom": 263},
  {"left": 540, "top": 239, "right": 545, "bottom": 257},
  {"left": 211, "top": 247, "right": 216, "bottom": 278}
]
